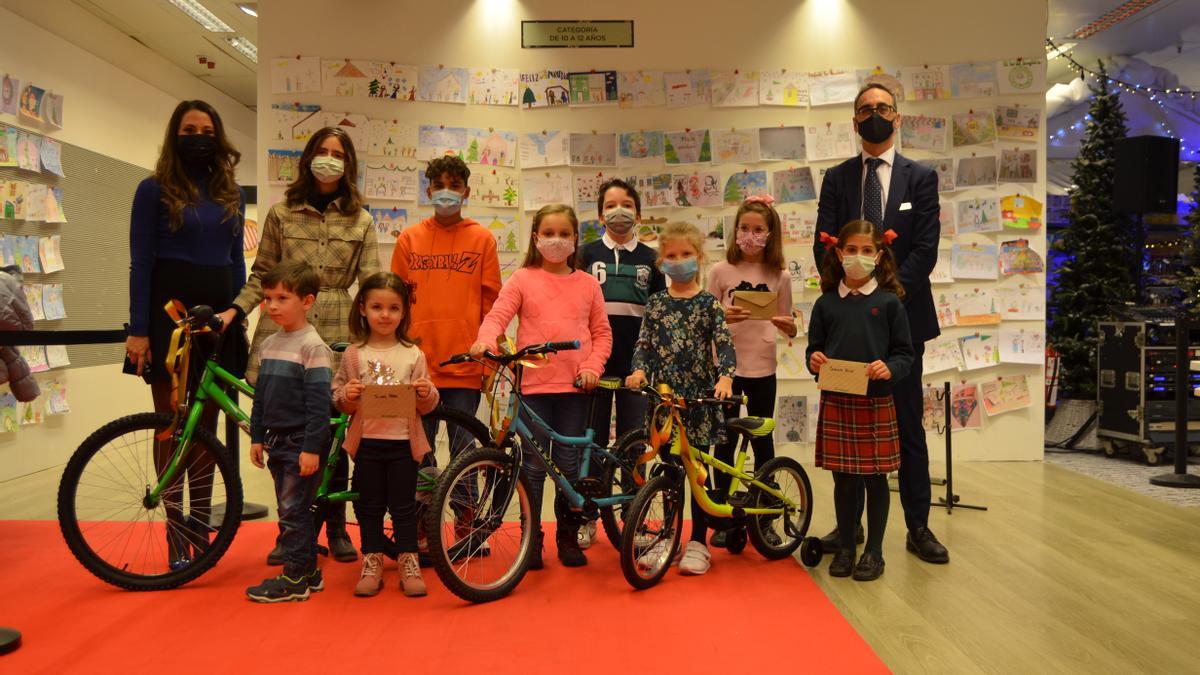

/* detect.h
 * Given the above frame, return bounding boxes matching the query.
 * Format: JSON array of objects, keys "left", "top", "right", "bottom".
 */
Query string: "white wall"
[
  {"left": 258, "top": 0, "right": 1048, "bottom": 462},
  {"left": 0, "top": 6, "right": 257, "bottom": 483}
]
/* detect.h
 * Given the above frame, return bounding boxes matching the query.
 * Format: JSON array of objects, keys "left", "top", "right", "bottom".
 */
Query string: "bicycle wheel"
[
  {"left": 597, "top": 428, "right": 655, "bottom": 550},
  {"left": 425, "top": 446, "right": 533, "bottom": 603},
  {"left": 57, "top": 412, "right": 243, "bottom": 590},
  {"left": 423, "top": 405, "right": 493, "bottom": 465},
  {"left": 620, "top": 473, "right": 684, "bottom": 591},
  {"left": 747, "top": 456, "right": 812, "bottom": 560}
]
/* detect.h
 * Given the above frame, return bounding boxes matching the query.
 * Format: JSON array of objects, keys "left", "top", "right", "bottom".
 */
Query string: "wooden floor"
[{"left": 3, "top": 459, "right": 1198, "bottom": 673}]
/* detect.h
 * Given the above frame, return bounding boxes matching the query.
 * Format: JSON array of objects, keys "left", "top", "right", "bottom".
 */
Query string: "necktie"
[{"left": 863, "top": 158, "right": 884, "bottom": 226}]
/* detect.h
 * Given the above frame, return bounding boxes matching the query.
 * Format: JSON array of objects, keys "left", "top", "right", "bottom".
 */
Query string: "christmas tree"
[
  {"left": 1181, "top": 163, "right": 1200, "bottom": 313},
  {"left": 466, "top": 139, "right": 479, "bottom": 163},
  {"left": 1047, "top": 61, "right": 1133, "bottom": 398}
]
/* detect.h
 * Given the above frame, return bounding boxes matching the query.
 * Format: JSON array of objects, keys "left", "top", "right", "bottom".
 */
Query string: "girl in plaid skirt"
[{"left": 806, "top": 220, "right": 914, "bottom": 581}]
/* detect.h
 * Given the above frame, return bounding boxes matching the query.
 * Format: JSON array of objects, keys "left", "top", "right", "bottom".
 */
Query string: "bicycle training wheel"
[
  {"left": 620, "top": 473, "right": 684, "bottom": 591},
  {"left": 425, "top": 446, "right": 534, "bottom": 603},
  {"left": 747, "top": 456, "right": 812, "bottom": 560},
  {"left": 57, "top": 412, "right": 243, "bottom": 590}
]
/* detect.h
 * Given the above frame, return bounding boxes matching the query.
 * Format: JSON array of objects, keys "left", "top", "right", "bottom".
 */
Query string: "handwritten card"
[
  {"left": 360, "top": 384, "right": 415, "bottom": 419},
  {"left": 818, "top": 359, "right": 869, "bottom": 396}
]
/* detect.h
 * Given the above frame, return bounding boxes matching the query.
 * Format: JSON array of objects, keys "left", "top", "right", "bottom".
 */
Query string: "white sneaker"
[
  {"left": 636, "top": 539, "right": 670, "bottom": 572},
  {"left": 577, "top": 520, "right": 598, "bottom": 549},
  {"left": 678, "top": 541, "right": 711, "bottom": 576}
]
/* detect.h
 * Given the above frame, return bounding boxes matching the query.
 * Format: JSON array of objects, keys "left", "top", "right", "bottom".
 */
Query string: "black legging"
[
  {"left": 714, "top": 375, "right": 776, "bottom": 497},
  {"left": 833, "top": 471, "right": 889, "bottom": 556},
  {"left": 352, "top": 439, "right": 419, "bottom": 556},
  {"left": 688, "top": 445, "right": 713, "bottom": 544}
]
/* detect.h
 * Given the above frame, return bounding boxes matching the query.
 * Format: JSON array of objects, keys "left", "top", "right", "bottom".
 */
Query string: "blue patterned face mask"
[{"left": 661, "top": 257, "right": 698, "bottom": 283}]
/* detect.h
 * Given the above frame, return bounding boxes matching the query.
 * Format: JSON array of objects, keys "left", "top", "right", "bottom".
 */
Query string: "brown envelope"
[
  {"left": 817, "top": 359, "right": 870, "bottom": 396},
  {"left": 732, "top": 290, "right": 778, "bottom": 320},
  {"left": 359, "top": 384, "right": 416, "bottom": 419}
]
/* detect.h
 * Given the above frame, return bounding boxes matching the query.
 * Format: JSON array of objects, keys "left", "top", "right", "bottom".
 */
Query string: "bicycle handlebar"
[{"left": 439, "top": 340, "right": 582, "bottom": 368}]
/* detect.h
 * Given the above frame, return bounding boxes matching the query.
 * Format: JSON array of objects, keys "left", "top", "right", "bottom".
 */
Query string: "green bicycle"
[{"left": 56, "top": 303, "right": 488, "bottom": 591}]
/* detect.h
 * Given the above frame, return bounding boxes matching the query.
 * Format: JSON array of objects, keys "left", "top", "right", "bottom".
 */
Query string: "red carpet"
[{"left": 0, "top": 520, "right": 885, "bottom": 674}]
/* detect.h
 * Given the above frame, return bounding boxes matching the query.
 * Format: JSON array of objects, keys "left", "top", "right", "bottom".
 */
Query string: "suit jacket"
[{"left": 813, "top": 151, "right": 941, "bottom": 344}]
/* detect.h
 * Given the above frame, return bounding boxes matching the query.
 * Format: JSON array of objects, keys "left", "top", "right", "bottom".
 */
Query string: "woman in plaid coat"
[{"left": 806, "top": 220, "right": 913, "bottom": 582}]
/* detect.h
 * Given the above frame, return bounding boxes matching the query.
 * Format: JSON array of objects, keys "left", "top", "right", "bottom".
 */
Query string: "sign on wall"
[{"left": 521, "top": 21, "right": 634, "bottom": 48}]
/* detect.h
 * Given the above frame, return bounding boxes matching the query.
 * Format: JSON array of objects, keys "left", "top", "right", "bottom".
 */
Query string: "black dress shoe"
[
  {"left": 852, "top": 552, "right": 885, "bottom": 581},
  {"left": 828, "top": 549, "right": 855, "bottom": 577},
  {"left": 906, "top": 527, "right": 949, "bottom": 564},
  {"left": 819, "top": 525, "right": 866, "bottom": 554}
]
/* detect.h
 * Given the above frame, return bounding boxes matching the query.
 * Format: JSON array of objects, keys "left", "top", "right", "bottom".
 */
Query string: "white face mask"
[
  {"left": 310, "top": 156, "right": 345, "bottom": 183},
  {"left": 841, "top": 254, "right": 877, "bottom": 279}
]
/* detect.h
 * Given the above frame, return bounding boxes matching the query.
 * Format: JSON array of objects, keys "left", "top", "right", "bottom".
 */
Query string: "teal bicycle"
[{"left": 56, "top": 302, "right": 488, "bottom": 590}]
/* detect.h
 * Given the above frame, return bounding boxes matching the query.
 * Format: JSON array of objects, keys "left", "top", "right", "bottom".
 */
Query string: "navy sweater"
[
  {"left": 805, "top": 288, "right": 915, "bottom": 396},
  {"left": 578, "top": 238, "right": 666, "bottom": 376}
]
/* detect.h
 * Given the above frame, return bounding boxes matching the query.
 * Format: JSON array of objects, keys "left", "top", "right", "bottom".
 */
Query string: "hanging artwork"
[
  {"left": 672, "top": 172, "right": 722, "bottom": 207},
  {"left": 321, "top": 59, "right": 372, "bottom": 97},
  {"left": 18, "top": 84, "right": 46, "bottom": 122},
  {"left": 806, "top": 69, "right": 858, "bottom": 107},
  {"left": 922, "top": 385, "right": 947, "bottom": 432},
  {"left": 772, "top": 167, "right": 816, "bottom": 203},
  {"left": 980, "top": 375, "right": 1032, "bottom": 415},
  {"left": 955, "top": 156, "right": 998, "bottom": 187},
  {"left": 519, "top": 130, "right": 569, "bottom": 168},
  {"left": 469, "top": 67, "right": 519, "bottom": 106},
  {"left": 574, "top": 172, "right": 608, "bottom": 213},
  {"left": 417, "top": 65, "right": 469, "bottom": 103},
  {"left": 950, "top": 382, "right": 983, "bottom": 431},
  {"left": 567, "top": 71, "right": 618, "bottom": 106},
  {"left": 664, "top": 129, "right": 713, "bottom": 165},
  {"left": 956, "top": 197, "right": 1001, "bottom": 234},
  {"left": 1000, "top": 194, "right": 1043, "bottom": 229},
  {"left": 995, "top": 285, "right": 1044, "bottom": 320},
  {"left": 43, "top": 93, "right": 64, "bottom": 129},
  {"left": 470, "top": 168, "right": 520, "bottom": 209},
  {"left": 900, "top": 115, "right": 948, "bottom": 152},
  {"left": 777, "top": 344, "right": 815, "bottom": 381},
  {"left": 999, "top": 239, "right": 1044, "bottom": 276},
  {"left": 267, "top": 149, "right": 304, "bottom": 185},
  {"left": 952, "top": 111, "right": 998, "bottom": 146},
  {"left": 939, "top": 203, "right": 956, "bottom": 237},
  {"left": 924, "top": 335, "right": 966, "bottom": 374},
  {"left": 950, "top": 62, "right": 999, "bottom": 98},
  {"left": 931, "top": 253, "right": 954, "bottom": 284},
  {"left": 520, "top": 69, "right": 571, "bottom": 108},
  {"left": 485, "top": 216, "right": 522, "bottom": 254},
  {"left": 996, "top": 58, "right": 1046, "bottom": 95},
  {"left": 0, "top": 126, "right": 14, "bottom": 168},
  {"left": 365, "top": 62, "right": 417, "bottom": 100},
  {"left": 663, "top": 69, "right": 711, "bottom": 108},
  {"left": 918, "top": 158, "right": 956, "bottom": 193},
  {"left": 271, "top": 56, "right": 321, "bottom": 94},
  {"left": 580, "top": 217, "right": 605, "bottom": 245},
  {"left": 780, "top": 212, "right": 816, "bottom": 245},
  {"left": 16, "top": 131, "right": 40, "bottom": 172},
  {"left": 569, "top": 132, "right": 618, "bottom": 167},
  {"left": 723, "top": 171, "right": 769, "bottom": 206},
  {"left": 464, "top": 128, "right": 517, "bottom": 167},
  {"left": 618, "top": 130, "right": 665, "bottom": 166},
  {"left": 952, "top": 289, "right": 1002, "bottom": 325},
  {"left": 38, "top": 235, "right": 64, "bottom": 273},
  {"left": 999, "top": 328, "right": 1045, "bottom": 364},
  {"left": 999, "top": 148, "right": 1038, "bottom": 183},
  {"left": 995, "top": 105, "right": 1040, "bottom": 140},
  {"left": 324, "top": 112, "right": 369, "bottom": 151},
  {"left": 623, "top": 173, "right": 674, "bottom": 209},
  {"left": 39, "top": 138, "right": 63, "bottom": 177},
  {"left": 711, "top": 128, "right": 761, "bottom": 163},
  {"left": 899, "top": 65, "right": 952, "bottom": 101},
  {"left": 759, "top": 126, "right": 807, "bottom": 161},
  {"left": 46, "top": 377, "right": 69, "bottom": 414},
  {"left": 367, "top": 118, "right": 417, "bottom": 159},
  {"left": 710, "top": 70, "right": 759, "bottom": 107},
  {"left": 416, "top": 125, "right": 468, "bottom": 160},
  {"left": 959, "top": 332, "right": 1001, "bottom": 370},
  {"left": 950, "top": 243, "right": 999, "bottom": 280},
  {"left": 1, "top": 75, "right": 20, "bottom": 116},
  {"left": 272, "top": 103, "right": 323, "bottom": 142},
  {"left": 0, "top": 392, "right": 16, "bottom": 432},
  {"left": 776, "top": 396, "right": 810, "bottom": 441},
  {"left": 759, "top": 70, "right": 809, "bottom": 107},
  {"left": 617, "top": 70, "right": 666, "bottom": 108},
  {"left": 363, "top": 164, "right": 418, "bottom": 202},
  {"left": 522, "top": 169, "right": 573, "bottom": 211},
  {"left": 805, "top": 122, "right": 857, "bottom": 161},
  {"left": 856, "top": 66, "right": 905, "bottom": 101},
  {"left": 368, "top": 207, "right": 407, "bottom": 244}
]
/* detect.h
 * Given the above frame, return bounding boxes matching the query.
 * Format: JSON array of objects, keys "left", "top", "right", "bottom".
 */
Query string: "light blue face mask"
[
  {"left": 430, "top": 189, "right": 464, "bottom": 217},
  {"left": 661, "top": 257, "right": 698, "bottom": 283}
]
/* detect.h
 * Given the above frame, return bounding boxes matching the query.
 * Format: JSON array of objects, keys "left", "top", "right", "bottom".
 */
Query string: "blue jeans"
[
  {"left": 265, "top": 428, "right": 326, "bottom": 578},
  {"left": 521, "top": 393, "right": 588, "bottom": 527}
]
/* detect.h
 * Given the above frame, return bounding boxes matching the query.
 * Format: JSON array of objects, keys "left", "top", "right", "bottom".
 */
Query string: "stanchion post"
[{"left": 1149, "top": 313, "right": 1200, "bottom": 488}]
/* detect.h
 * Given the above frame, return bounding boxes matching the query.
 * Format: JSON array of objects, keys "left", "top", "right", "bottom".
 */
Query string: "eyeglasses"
[{"left": 855, "top": 104, "right": 897, "bottom": 119}]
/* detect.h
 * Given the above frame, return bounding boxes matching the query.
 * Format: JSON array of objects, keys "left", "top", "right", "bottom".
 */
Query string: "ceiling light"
[
  {"left": 166, "top": 0, "right": 234, "bottom": 32},
  {"left": 225, "top": 36, "right": 258, "bottom": 63},
  {"left": 238, "top": 4, "right": 257, "bottom": 18}
]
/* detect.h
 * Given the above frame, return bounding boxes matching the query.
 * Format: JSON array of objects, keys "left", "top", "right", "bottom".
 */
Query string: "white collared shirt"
[
  {"left": 602, "top": 232, "right": 638, "bottom": 274},
  {"left": 859, "top": 146, "right": 896, "bottom": 218},
  {"left": 838, "top": 277, "right": 879, "bottom": 298}
]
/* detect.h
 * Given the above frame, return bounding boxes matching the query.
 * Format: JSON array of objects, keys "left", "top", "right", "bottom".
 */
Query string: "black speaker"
[{"left": 1114, "top": 135, "right": 1179, "bottom": 213}]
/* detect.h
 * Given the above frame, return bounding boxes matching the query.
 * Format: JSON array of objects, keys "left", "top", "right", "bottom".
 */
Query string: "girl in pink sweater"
[{"left": 471, "top": 203, "right": 613, "bottom": 569}]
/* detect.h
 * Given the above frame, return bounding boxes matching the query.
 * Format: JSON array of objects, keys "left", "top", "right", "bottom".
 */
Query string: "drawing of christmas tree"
[
  {"left": 368, "top": 79, "right": 381, "bottom": 97},
  {"left": 724, "top": 176, "right": 743, "bottom": 205},
  {"left": 699, "top": 132, "right": 712, "bottom": 162},
  {"left": 502, "top": 185, "right": 517, "bottom": 206},
  {"left": 466, "top": 138, "right": 479, "bottom": 163},
  {"left": 664, "top": 137, "right": 679, "bottom": 164},
  {"left": 522, "top": 86, "right": 536, "bottom": 107},
  {"left": 504, "top": 230, "right": 517, "bottom": 252}
]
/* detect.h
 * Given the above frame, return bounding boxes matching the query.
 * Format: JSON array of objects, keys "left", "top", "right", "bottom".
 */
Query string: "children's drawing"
[
  {"left": 486, "top": 216, "right": 522, "bottom": 254},
  {"left": 367, "top": 62, "right": 416, "bottom": 100},
  {"left": 0, "top": 392, "right": 16, "bottom": 432},
  {"left": 465, "top": 128, "right": 517, "bottom": 167},
  {"left": 956, "top": 197, "right": 1000, "bottom": 234},
  {"left": 999, "top": 148, "right": 1037, "bottom": 183},
  {"left": 856, "top": 66, "right": 905, "bottom": 102},
  {"left": 1, "top": 75, "right": 19, "bottom": 116},
  {"left": 321, "top": 59, "right": 372, "bottom": 97},
  {"left": 786, "top": 248, "right": 820, "bottom": 291},
  {"left": 918, "top": 158, "right": 956, "bottom": 193},
  {"left": 900, "top": 115, "right": 948, "bottom": 152},
  {"left": 580, "top": 218, "right": 605, "bottom": 245},
  {"left": 623, "top": 173, "right": 674, "bottom": 209},
  {"left": 922, "top": 385, "right": 947, "bottom": 431},
  {"left": 38, "top": 235, "right": 64, "bottom": 273},
  {"left": 939, "top": 203, "right": 956, "bottom": 236},
  {"left": 18, "top": 399, "right": 44, "bottom": 426},
  {"left": 367, "top": 118, "right": 417, "bottom": 159},
  {"left": 997, "top": 58, "right": 1046, "bottom": 95},
  {"left": 574, "top": 173, "right": 607, "bottom": 213},
  {"left": 570, "top": 132, "right": 617, "bottom": 167},
  {"left": 271, "top": 56, "right": 321, "bottom": 94},
  {"left": 931, "top": 252, "right": 954, "bottom": 284},
  {"left": 3, "top": 182, "right": 25, "bottom": 220},
  {"left": 19, "top": 345, "right": 47, "bottom": 373},
  {"left": 470, "top": 168, "right": 520, "bottom": 209},
  {"left": 806, "top": 70, "right": 858, "bottom": 107},
  {"left": 899, "top": 65, "right": 951, "bottom": 101},
  {"left": 711, "top": 128, "right": 760, "bottom": 164},
  {"left": 672, "top": 172, "right": 722, "bottom": 207},
  {"left": 19, "top": 84, "right": 45, "bottom": 122},
  {"left": 417, "top": 125, "right": 468, "bottom": 160},
  {"left": 617, "top": 71, "right": 665, "bottom": 108},
  {"left": 618, "top": 131, "right": 665, "bottom": 166},
  {"left": 759, "top": 70, "right": 809, "bottom": 107},
  {"left": 363, "top": 164, "right": 418, "bottom": 202},
  {"left": 772, "top": 167, "right": 816, "bottom": 203},
  {"left": 805, "top": 123, "right": 857, "bottom": 161},
  {"left": 959, "top": 332, "right": 1000, "bottom": 371},
  {"left": 566, "top": 71, "right": 618, "bottom": 105},
  {"left": 16, "top": 132, "right": 40, "bottom": 172},
  {"left": 46, "top": 377, "right": 69, "bottom": 414},
  {"left": 980, "top": 375, "right": 1032, "bottom": 416},
  {"left": 636, "top": 215, "right": 668, "bottom": 248},
  {"left": 45, "top": 344, "right": 69, "bottom": 369},
  {"left": 781, "top": 211, "right": 816, "bottom": 245},
  {"left": 995, "top": 105, "right": 1040, "bottom": 141},
  {"left": 23, "top": 284, "right": 44, "bottom": 321},
  {"left": 663, "top": 70, "right": 711, "bottom": 108},
  {"left": 759, "top": 126, "right": 807, "bottom": 161},
  {"left": 0, "top": 126, "right": 15, "bottom": 168},
  {"left": 522, "top": 170, "right": 573, "bottom": 211},
  {"left": 323, "top": 112, "right": 369, "bottom": 152},
  {"left": 950, "top": 63, "right": 998, "bottom": 98},
  {"left": 955, "top": 156, "right": 997, "bottom": 188},
  {"left": 999, "top": 239, "right": 1044, "bottom": 275},
  {"left": 520, "top": 69, "right": 571, "bottom": 108},
  {"left": 952, "top": 289, "right": 1001, "bottom": 325},
  {"left": 44, "top": 187, "right": 66, "bottom": 224},
  {"left": 267, "top": 149, "right": 303, "bottom": 186},
  {"left": 418, "top": 65, "right": 469, "bottom": 104},
  {"left": 950, "top": 382, "right": 983, "bottom": 431},
  {"left": 691, "top": 216, "right": 722, "bottom": 252},
  {"left": 24, "top": 185, "right": 46, "bottom": 222},
  {"left": 469, "top": 67, "right": 519, "bottom": 106},
  {"left": 995, "top": 285, "right": 1044, "bottom": 320},
  {"left": 39, "top": 138, "right": 63, "bottom": 177},
  {"left": 519, "top": 131, "right": 568, "bottom": 168},
  {"left": 776, "top": 396, "right": 810, "bottom": 440},
  {"left": 950, "top": 243, "right": 999, "bottom": 280},
  {"left": 271, "top": 103, "right": 323, "bottom": 142},
  {"left": 43, "top": 93, "right": 63, "bottom": 129},
  {"left": 952, "top": 111, "right": 997, "bottom": 147},
  {"left": 777, "top": 343, "right": 815, "bottom": 381},
  {"left": 664, "top": 129, "right": 712, "bottom": 165},
  {"left": 925, "top": 335, "right": 966, "bottom": 374},
  {"left": 791, "top": 301, "right": 815, "bottom": 335},
  {"left": 368, "top": 207, "right": 407, "bottom": 244},
  {"left": 723, "top": 171, "right": 769, "bottom": 206},
  {"left": 999, "top": 328, "right": 1045, "bottom": 365},
  {"left": 710, "top": 70, "right": 759, "bottom": 107}
]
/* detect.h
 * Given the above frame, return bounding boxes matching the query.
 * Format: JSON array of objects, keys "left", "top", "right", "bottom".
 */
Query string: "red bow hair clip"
[
  {"left": 819, "top": 231, "right": 839, "bottom": 246},
  {"left": 882, "top": 229, "right": 899, "bottom": 245}
]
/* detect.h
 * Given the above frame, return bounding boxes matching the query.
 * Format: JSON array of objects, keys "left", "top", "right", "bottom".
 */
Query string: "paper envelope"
[
  {"left": 732, "top": 290, "right": 778, "bottom": 320},
  {"left": 360, "top": 384, "right": 416, "bottom": 419},
  {"left": 817, "top": 359, "right": 869, "bottom": 396}
]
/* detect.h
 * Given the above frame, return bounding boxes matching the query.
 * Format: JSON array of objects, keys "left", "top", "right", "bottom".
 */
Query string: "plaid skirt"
[{"left": 815, "top": 392, "right": 900, "bottom": 474}]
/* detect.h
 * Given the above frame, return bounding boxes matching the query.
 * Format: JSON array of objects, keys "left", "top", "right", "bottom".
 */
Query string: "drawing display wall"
[{"left": 258, "top": 0, "right": 1049, "bottom": 461}]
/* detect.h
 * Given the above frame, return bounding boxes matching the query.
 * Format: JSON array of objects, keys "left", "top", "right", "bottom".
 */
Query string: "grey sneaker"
[{"left": 577, "top": 520, "right": 598, "bottom": 549}]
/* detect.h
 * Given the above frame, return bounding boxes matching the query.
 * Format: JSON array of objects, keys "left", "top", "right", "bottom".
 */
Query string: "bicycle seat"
[{"left": 724, "top": 417, "right": 775, "bottom": 438}]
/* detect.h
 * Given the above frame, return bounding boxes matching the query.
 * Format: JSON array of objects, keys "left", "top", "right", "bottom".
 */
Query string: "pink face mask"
[
  {"left": 536, "top": 236, "right": 575, "bottom": 263},
  {"left": 736, "top": 230, "right": 769, "bottom": 255}
]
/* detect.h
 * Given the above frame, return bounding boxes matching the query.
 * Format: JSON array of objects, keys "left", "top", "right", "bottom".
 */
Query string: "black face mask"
[
  {"left": 177, "top": 134, "right": 218, "bottom": 164},
  {"left": 856, "top": 112, "right": 894, "bottom": 145}
]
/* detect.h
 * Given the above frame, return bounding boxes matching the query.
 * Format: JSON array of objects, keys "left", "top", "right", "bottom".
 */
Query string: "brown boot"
[{"left": 399, "top": 552, "right": 427, "bottom": 597}]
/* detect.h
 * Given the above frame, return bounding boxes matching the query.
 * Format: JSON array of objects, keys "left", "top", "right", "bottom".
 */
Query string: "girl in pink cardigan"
[
  {"left": 471, "top": 203, "right": 613, "bottom": 569},
  {"left": 332, "top": 273, "right": 439, "bottom": 598}
]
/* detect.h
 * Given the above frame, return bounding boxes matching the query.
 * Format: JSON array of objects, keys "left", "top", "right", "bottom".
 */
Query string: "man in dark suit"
[{"left": 813, "top": 83, "right": 949, "bottom": 564}]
